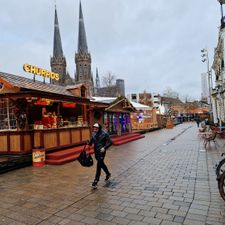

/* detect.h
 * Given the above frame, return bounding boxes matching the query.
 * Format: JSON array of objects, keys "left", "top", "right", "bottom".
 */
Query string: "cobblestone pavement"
[{"left": 0, "top": 122, "right": 224, "bottom": 225}]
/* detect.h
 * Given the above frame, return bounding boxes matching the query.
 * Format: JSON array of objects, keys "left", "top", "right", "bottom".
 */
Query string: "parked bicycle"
[
  {"left": 216, "top": 153, "right": 225, "bottom": 201},
  {"left": 216, "top": 153, "right": 225, "bottom": 177}
]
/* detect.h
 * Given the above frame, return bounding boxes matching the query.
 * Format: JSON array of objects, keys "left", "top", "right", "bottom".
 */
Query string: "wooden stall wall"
[{"left": 0, "top": 127, "right": 90, "bottom": 154}]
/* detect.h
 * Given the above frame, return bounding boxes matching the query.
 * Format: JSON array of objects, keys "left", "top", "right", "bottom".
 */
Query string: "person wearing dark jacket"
[{"left": 88, "top": 123, "right": 112, "bottom": 188}]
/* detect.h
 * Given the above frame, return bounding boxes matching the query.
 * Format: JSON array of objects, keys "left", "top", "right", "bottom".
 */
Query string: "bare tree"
[
  {"left": 102, "top": 72, "right": 116, "bottom": 87},
  {"left": 163, "top": 87, "right": 179, "bottom": 99}
]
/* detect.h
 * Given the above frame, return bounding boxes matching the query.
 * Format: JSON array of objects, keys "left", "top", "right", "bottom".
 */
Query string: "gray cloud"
[{"left": 0, "top": 0, "right": 221, "bottom": 99}]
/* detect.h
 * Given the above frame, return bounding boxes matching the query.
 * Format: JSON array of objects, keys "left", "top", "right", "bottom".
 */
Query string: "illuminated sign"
[
  {"left": 23, "top": 64, "right": 60, "bottom": 81},
  {"left": 34, "top": 99, "right": 52, "bottom": 106},
  {"left": 62, "top": 102, "right": 76, "bottom": 108}
]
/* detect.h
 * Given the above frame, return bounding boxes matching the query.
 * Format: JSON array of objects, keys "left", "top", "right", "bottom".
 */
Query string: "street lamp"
[
  {"left": 218, "top": 0, "right": 225, "bottom": 28},
  {"left": 201, "top": 48, "right": 213, "bottom": 120},
  {"left": 218, "top": 0, "right": 225, "bottom": 4}
]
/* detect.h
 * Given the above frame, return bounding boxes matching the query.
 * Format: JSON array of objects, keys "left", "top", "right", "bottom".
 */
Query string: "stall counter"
[{"left": 0, "top": 126, "right": 90, "bottom": 154}]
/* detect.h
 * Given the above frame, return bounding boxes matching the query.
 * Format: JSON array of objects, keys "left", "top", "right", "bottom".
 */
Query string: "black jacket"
[{"left": 88, "top": 130, "right": 112, "bottom": 160}]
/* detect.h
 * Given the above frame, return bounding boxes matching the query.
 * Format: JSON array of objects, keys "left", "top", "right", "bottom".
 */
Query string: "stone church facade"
[
  {"left": 50, "top": 2, "right": 93, "bottom": 96},
  {"left": 50, "top": 2, "right": 125, "bottom": 98}
]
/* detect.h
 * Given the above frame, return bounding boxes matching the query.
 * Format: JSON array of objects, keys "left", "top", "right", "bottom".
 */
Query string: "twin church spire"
[
  {"left": 77, "top": 2, "right": 88, "bottom": 53},
  {"left": 50, "top": 2, "right": 93, "bottom": 95},
  {"left": 53, "top": 6, "right": 63, "bottom": 57},
  {"left": 50, "top": 6, "right": 67, "bottom": 85}
]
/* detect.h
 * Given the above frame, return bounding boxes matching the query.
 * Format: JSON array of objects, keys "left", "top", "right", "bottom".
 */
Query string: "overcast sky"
[{"left": 0, "top": 0, "right": 222, "bottom": 100}]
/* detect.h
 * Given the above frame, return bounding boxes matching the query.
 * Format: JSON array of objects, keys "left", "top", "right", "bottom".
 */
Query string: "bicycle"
[
  {"left": 218, "top": 171, "right": 225, "bottom": 201},
  {"left": 216, "top": 153, "right": 225, "bottom": 201},
  {"left": 216, "top": 153, "right": 225, "bottom": 178}
]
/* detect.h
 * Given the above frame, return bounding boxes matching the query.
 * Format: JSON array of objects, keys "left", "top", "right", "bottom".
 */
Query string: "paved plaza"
[{"left": 0, "top": 122, "right": 224, "bottom": 225}]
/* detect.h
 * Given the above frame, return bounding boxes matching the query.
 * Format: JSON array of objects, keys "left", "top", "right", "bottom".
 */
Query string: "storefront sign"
[
  {"left": 62, "top": 102, "right": 76, "bottom": 108},
  {"left": 23, "top": 64, "right": 60, "bottom": 81},
  {"left": 34, "top": 99, "right": 52, "bottom": 106}
]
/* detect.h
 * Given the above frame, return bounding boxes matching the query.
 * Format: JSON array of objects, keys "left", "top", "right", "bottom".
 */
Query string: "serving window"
[
  {"left": 26, "top": 98, "right": 87, "bottom": 129},
  {"left": 0, "top": 97, "right": 88, "bottom": 131}
]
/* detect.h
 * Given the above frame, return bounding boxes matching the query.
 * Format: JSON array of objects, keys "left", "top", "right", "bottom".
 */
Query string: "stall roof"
[
  {"left": 0, "top": 72, "right": 91, "bottom": 104},
  {"left": 130, "top": 101, "right": 151, "bottom": 110},
  {"left": 0, "top": 72, "right": 74, "bottom": 97},
  {"left": 90, "top": 97, "right": 116, "bottom": 104},
  {"left": 91, "top": 97, "right": 150, "bottom": 111},
  {"left": 66, "top": 84, "right": 86, "bottom": 90},
  {"left": 105, "top": 96, "right": 137, "bottom": 112}
]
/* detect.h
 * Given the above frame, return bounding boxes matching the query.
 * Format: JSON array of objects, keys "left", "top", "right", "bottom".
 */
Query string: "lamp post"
[
  {"left": 218, "top": 0, "right": 225, "bottom": 28},
  {"left": 218, "top": 0, "right": 225, "bottom": 4},
  {"left": 201, "top": 48, "right": 213, "bottom": 120}
]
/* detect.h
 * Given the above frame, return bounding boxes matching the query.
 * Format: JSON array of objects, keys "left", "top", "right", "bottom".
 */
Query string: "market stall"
[
  {"left": 0, "top": 72, "right": 91, "bottom": 154},
  {"left": 90, "top": 96, "right": 136, "bottom": 135},
  {"left": 129, "top": 101, "right": 158, "bottom": 130}
]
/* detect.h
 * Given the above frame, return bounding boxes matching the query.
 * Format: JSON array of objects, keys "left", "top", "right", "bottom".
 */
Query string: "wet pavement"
[
  {"left": 0, "top": 122, "right": 224, "bottom": 225},
  {"left": 0, "top": 155, "right": 32, "bottom": 174}
]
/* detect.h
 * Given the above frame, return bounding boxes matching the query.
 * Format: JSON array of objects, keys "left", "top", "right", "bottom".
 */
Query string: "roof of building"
[{"left": 0, "top": 72, "right": 74, "bottom": 97}]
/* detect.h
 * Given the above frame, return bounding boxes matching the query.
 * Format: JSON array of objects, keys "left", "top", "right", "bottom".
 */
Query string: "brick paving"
[{"left": 0, "top": 122, "right": 224, "bottom": 225}]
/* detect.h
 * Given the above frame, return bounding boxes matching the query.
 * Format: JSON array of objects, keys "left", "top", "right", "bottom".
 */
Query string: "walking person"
[
  {"left": 195, "top": 117, "right": 200, "bottom": 128},
  {"left": 88, "top": 123, "right": 112, "bottom": 188}
]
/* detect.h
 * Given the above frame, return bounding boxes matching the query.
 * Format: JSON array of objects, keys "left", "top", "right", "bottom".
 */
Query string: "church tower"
[
  {"left": 95, "top": 68, "right": 100, "bottom": 95},
  {"left": 95, "top": 68, "right": 100, "bottom": 89},
  {"left": 51, "top": 6, "right": 73, "bottom": 85},
  {"left": 75, "top": 1, "right": 94, "bottom": 96}
]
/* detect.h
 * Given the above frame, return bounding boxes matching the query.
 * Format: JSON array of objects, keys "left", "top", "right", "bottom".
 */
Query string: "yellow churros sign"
[{"left": 23, "top": 64, "right": 60, "bottom": 81}]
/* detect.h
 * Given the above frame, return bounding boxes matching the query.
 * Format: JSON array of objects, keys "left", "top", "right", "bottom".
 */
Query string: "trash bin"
[{"left": 32, "top": 146, "right": 45, "bottom": 167}]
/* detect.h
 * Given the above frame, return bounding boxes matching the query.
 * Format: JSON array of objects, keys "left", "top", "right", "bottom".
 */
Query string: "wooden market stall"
[
  {"left": 0, "top": 72, "right": 91, "bottom": 155},
  {"left": 90, "top": 96, "right": 136, "bottom": 135},
  {"left": 129, "top": 101, "right": 158, "bottom": 130}
]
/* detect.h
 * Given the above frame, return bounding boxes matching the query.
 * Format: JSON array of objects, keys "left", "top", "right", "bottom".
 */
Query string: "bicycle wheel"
[
  {"left": 216, "top": 158, "right": 225, "bottom": 178},
  {"left": 218, "top": 172, "right": 225, "bottom": 201}
]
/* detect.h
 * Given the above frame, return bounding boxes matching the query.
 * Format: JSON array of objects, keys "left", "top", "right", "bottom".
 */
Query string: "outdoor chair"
[
  {"left": 198, "top": 126, "right": 207, "bottom": 139},
  {"left": 199, "top": 126, "right": 206, "bottom": 133},
  {"left": 202, "top": 131, "right": 217, "bottom": 148}
]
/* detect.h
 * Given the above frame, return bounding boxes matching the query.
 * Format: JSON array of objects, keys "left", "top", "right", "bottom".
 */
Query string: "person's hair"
[
  {"left": 94, "top": 123, "right": 102, "bottom": 133},
  {"left": 98, "top": 123, "right": 102, "bottom": 131}
]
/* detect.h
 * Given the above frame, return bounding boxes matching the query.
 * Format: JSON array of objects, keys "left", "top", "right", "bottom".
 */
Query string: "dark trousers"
[{"left": 95, "top": 158, "right": 110, "bottom": 181}]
